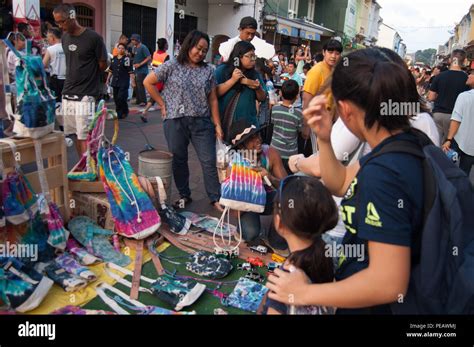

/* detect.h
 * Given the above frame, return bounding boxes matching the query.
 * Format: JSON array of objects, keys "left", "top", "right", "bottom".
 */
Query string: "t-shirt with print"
[
  {"left": 429, "top": 70, "right": 469, "bottom": 113},
  {"left": 270, "top": 104, "right": 303, "bottom": 159},
  {"left": 62, "top": 28, "right": 107, "bottom": 98},
  {"left": 336, "top": 132, "right": 424, "bottom": 314},
  {"left": 133, "top": 44, "right": 151, "bottom": 75},
  {"left": 153, "top": 59, "right": 216, "bottom": 119}
]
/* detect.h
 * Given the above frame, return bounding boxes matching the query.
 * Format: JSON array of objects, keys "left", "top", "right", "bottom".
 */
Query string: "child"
[
  {"left": 270, "top": 79, "right": 309, "bottom": 174},
  {"left": 263, "top": 175, "right": 338, "bottom": 315},
  {"left": 106, "top": 43, "right": 133, "bottom": 119}
]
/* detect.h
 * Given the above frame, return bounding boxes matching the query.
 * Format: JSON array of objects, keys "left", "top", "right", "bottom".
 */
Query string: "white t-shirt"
[
  {"left": 47, "top": 43, "right": 66, "bottom": 79},
  {"left": 7, "top": 50, "right": 19, "bottom": 80},
  {"left": 451, "top": 89, "right": 474, "bottom": 156}
]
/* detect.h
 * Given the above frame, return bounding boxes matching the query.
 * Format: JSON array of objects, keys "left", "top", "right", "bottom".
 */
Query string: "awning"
[
  {"left": 265, "top": 15, "right": 334, "bottom": 41},
  {"left": 300, "top": 30, "right": 321, "bottom": 41},
  {"left": 277, "top": 23, "right": 299, "bottom": 37}
]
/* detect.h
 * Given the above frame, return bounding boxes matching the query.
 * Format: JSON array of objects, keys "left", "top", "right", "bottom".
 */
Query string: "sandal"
[{"left": 173, "top": 196, "right": 192, "bottom": 209}]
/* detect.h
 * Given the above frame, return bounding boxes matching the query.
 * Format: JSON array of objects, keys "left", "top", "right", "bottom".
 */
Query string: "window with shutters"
[{"left": 72, "top": 3, "right": 94, "bottom": 29}]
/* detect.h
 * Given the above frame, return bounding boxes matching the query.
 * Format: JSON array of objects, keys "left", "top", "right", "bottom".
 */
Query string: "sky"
[{"left": 377, "top": 0, "right": 473, "bottom": 53}]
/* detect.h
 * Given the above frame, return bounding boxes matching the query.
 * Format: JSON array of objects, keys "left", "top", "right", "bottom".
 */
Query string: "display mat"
[{"left": 82, "top": 243, "right": 269, "bottom": 315}]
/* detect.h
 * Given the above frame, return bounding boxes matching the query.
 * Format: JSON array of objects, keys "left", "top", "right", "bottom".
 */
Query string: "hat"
[
  {"left": 130, "top": 34, "right": 141, "bottom": 42},
  {"left": 229, "top": 120, "right": 268, "bottom": 149}
]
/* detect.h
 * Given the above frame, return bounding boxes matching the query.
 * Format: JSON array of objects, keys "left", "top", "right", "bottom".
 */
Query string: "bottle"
[{"left": 266, "top": 81, "right": 278, "bottom": 105}]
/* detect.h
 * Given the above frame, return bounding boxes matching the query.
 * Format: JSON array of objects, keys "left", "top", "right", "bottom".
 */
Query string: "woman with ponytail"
[{"left": 263, "top": 175, "right": 338, "bottom": 315}]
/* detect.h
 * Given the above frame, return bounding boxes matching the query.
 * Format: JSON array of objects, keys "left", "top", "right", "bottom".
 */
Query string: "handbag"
[
  {"left": 221, "top": 91, "right": 241, "bottom": 144},
  {"left": 259, "top": 101, "right": 273, "bottom": 145},
  {"left": 213, "top": 153, "right": 266, "bottom": 254},
  {"left": 68, "top": 100, "right": 119, "bottom": 182}
]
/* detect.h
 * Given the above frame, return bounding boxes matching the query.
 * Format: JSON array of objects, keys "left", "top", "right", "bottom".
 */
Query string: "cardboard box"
[{"left": 70, "top": 192, "right": 114, "bottom": 230}]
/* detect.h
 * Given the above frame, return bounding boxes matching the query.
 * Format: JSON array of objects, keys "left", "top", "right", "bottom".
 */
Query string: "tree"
[{"left": 414, "top": 48, "right": 437, "bottom": 66}]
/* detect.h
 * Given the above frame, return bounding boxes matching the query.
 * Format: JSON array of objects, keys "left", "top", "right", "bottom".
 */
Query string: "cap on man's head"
[
  {"left": 239, "top": 17, "right": 258, "bottom": 30},
  {"left": 130, "top": 34, "right": 141, "bottom": 42}
]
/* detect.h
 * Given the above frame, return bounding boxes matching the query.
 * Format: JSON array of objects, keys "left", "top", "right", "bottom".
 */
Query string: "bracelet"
[{"left": 445, "top": 138, "right": 453, "bottom": 143}]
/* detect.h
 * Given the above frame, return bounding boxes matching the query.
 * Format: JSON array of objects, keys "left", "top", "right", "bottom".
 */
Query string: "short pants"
[{"left": 62, "top": 95, "right": 96, "bottom": 140}]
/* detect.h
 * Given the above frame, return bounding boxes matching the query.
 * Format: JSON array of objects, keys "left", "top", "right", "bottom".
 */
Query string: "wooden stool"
[{"left": 123, "top": 234, "right": 165, "bottom": 300}]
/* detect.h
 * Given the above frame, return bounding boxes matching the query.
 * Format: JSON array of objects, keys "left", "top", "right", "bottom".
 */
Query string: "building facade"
[{"left": 378, "top": 22, "right": 405, "bottom": 58}]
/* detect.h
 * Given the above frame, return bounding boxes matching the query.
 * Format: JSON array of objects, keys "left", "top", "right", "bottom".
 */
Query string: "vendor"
[{"left": 227, "top": 120, "right": 288, "bottom": 253}]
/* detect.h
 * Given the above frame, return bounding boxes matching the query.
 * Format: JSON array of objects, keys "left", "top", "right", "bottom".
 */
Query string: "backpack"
[
  {"left": 2, "top": 39, "right": 55, "bottom": 139},
  {"left": 363, "top": 130, "right": 474, "bottom": 314},
  {"left": 214, "top": 153, "right": 266, "bottom": 254},
  {"left": 68, "top": 100, "right": 119, "bottom": 182},
  {"left": 97, "top": 141, "right": 161, "bottom": 240}
]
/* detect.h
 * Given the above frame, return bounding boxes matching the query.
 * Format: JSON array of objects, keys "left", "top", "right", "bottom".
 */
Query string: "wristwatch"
[{"left": 445, "top": 138, "right": 453, "bottom": 143}]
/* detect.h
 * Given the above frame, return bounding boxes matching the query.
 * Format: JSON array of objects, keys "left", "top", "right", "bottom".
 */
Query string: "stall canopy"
[{"left": 266, "top": 14, "right": 334, "bottom": 42}]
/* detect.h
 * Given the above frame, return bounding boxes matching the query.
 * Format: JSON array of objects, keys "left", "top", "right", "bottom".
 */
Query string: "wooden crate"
[
  {"left": 70, "top": 192, "right": 114, "bottom": 230},
  {"left": 0, "top": 131, "right": 70, "bottom": 222},
  {"left": 68, "top": 180, "right": 105, "bottom": 193}
]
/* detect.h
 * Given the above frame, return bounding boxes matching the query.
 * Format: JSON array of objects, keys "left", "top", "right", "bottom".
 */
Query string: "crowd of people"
[{"left": 3, "top": 6, "right": 473, "bottom": 315}]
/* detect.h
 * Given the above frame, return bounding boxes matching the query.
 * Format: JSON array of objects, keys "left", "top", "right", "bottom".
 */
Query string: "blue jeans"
[
  {"left": 163, "top": 117, "right": 220, "bottom": 202},
  {"left": 239, "top": 190, "right": 288, "bottom": 249}
]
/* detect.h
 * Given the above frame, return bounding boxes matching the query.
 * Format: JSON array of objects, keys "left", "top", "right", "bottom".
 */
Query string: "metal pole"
[{"left": 273, "top": 0, "right": 280, "bottom": 45}]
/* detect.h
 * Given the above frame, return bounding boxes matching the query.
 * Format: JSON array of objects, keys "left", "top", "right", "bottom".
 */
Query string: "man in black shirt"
[
  {"left": 429, "top": 49, "right": 469, "bottom": 143},
  {"left": 53, "top": 4, "right": 108, "bottom": 155}
]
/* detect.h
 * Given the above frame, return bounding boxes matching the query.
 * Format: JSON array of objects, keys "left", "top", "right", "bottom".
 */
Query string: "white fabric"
[
  {"left": 329, "top": 112, "right": 441, "bottom": 161},
  {"left": 219, "top": 36, "right": 275, "bottom": 62},
  {"left": 46, "top": 43, "right": 66, "bottom": 79},
  {"left": 451, "top": 89, "right": 474, "bottom": 156},
  {"left": 331, "top": 118, "right": 362, "bottom": 161},
  {"left": 411, "top": 112, "right": 440, "bottom": 147},
  {"left": 6, "top": 50, "right": 19, "bottom": 79}
]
